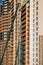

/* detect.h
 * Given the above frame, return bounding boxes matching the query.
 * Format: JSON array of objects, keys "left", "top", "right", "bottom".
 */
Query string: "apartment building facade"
[
  {"left": 13, "top": 0, "right": 21, "bottom": 65},
  {"left": 0, "top": 0, "right": 21, "bottom": 65},
  {"left": 30, "top": 0, "right": 39, "bottom": 65},
  {"left": 0, "top": 0, "right": 14, "bottom": 65},
  {"left": 21, "top": 1, "right": 29, "bottom": 65},
  {"left": 21, "top": 0, "right": 39, "bottom": 65},
  {"left": 0, "top": 0, "right": 39, "bottom": 65}
]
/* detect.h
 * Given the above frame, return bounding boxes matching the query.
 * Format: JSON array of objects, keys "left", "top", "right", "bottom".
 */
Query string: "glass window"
[
  {"left": 36, "top": 7, "right": 38, "bottom": 10},
  {"left": 36, "top": 1, "right": 38, "bottom": 5},
  {"left": 33, "top": 24, "right": 35, "bottom": 27},
  {"left": 36, "top": 27, "right": 38, "bottom": 31},
  {"left": 36, "top": 43, "right": 38, "bottom": 46},
  {"left": 36, "top": 22, "right": 38, "bottom": 26},
  {"left": 0, "top": 32, "right": 3, "bottom": 41},
  {"left": 33, "top": 63, "right": 34, "bottom": 65},
  {"left": 33, "top": 4, "right": 35, "bottom": 8},
  {"left": 33, "top": 58, "right": 34, "bottom": 62},
  {"left": 33, "top": 0, "right": 35, "bottom": 3},
  {"left": 33, "top": 48, "right": 35, "bottom": 52},
  {"left": 33, "top": 53, "right": 34, "bottom": 57},
  {"left": 36, "top": 58, "right": 38, "bottom": 62},
  {"left": 36, "top": 37, "right": 38, "bottom": 41},
  {"left": 36, "top": 48, "right": 38, "bottom": 51},
  {"left": 36, "top": 12, "right": 38, "bottom": 16},
  {"left": 36, "top": 64, "right": 38, "bottom": 65},
  {"left": 36, "top": 17, "right": 38, "bottom": 21},
  {"left": 33, "top": 14, "right": 35, "bottom": 17},
  {"left": 33, "top": 43, "right": 35, "bottom": 46},
  {"left": 33, "top": 38, "right": 35, "bottom": 42},
  {"left": 36, "top": 53, "right": 38, "bottom": 57},
  {"left": 33, "top": 9, "right": 35, "bottom": 12},
  {"left": 33, "top": 33, "right": 35, "bottom": 37},
  {"left": 33, "top": 29, "right": 35, "bottom": 32},
  {"left": 36, "top": 32, "right": 38, "bottom": 36},
  {"left": 33, "top": 19, "right": 35, "bottom": 22}
]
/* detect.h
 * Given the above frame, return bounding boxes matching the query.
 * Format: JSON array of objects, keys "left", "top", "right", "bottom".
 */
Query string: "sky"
[
  {"left": 0, "top": 0, "right": 2, "bottom": 4},
  {"left": 39, "top": 0, "right": 43, "bottom": 35}
]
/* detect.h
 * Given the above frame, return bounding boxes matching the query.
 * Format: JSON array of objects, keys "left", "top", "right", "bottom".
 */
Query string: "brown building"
[
  {"left": 39, "top": 35, "right": 43, "bottom": 65},
  {"left": 0, "top": 0, "right": 39, "bottom": 65},
  {"left": 0, "top": 0, "right": 14, "bottom": 65},
  {"left": 14, "top": 0, "right": 21, "bottom": 65},
  {"left": 21, "top": 1, "right": 30, "bottom": 65},
  {"left": 0, "top": 0, "right": 21, "bottom": 65}
]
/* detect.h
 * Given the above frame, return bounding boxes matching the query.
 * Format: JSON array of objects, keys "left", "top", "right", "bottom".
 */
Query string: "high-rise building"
[
  {"left": 0, "top": 0, "right": 21, "bottom": 65},
  {"left": 0, "top": 0, "right": 39, "bottom": 65},
  {"left": 13, "top": 0, "right": 21, "bottom": 65},
  {"left": 21, "top": 1, "right": 29, "bottom": 65},
  {"left": 0, "top": 0, "right": 14, "bottom": 65},
  {"left": 30, "top": 0, "right": 39, "bottom": 65},
  {"left": 39, "top": 35, "right": 43, "bottom": 65},
  {"left": 21, "top": 0, "right": 39, "bottom": 65}
]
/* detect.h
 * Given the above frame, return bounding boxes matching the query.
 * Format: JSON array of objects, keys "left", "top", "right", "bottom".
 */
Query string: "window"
[
  {"left": 36, "top": 64, "right": 38, "bottom": 65},
  {"left": 36, "top": 43, "right": 38, "bottom": 46},
  {"left": 36, "top": 37, "right": 38, "bottom": 41},
  {"left": 33, "top": 24, "right": 35, "bottom": 27},
  {"left": 33, "top": 9, "right": 35, "bottom": 12},
  {"left": 36, "top": 1, "right": 38, "bottom": 5},
  {"left": 33, "top": 0, "right": 35, "bottom": 3},
  {"left": 36, "top": 7, "right": 38, "bottom": 10},
  {"left": 33, "top": 53, "right": 35, "bottom": 57},
  {"left": 33, "top": 48, "right": 35, "bottom": 52},
  {"left": 33, "top": 38, "right": 35, "bottom": 42},
  {"left": 36, "top": 12, "right": 38, "bottom": 16},
  {"left": 33, "top": 63, "right": 34, "bottom": 65},
  {"left": 36, "top": 48, "right": 38, "bottom": 51},
  {"left": 36, "top": 27, "right": 38, "bottom": 31},
  {"left": 33, "top": 14, "right": 35, "bottom": 17},
  {"left": 36, "top": 22, "right": 38, "bottom": 26},
  {"left": 33, "top": 19, "right": 35, "bottom": 22},
  {"left": 36, "top": 53, "right": 38, "bottom": 57},
  {"left": 33, "top": 29, "right": 35, "bottom": 32},
  {"left": 36, "top": 58, "right": 38, "bottom": 62},
  {"left": 33, "top": 43, "right": 35, "bottom": 46},
  {"left": 0, "top": 58, "right": 2, "bottom": 62},
  {"left": 33, "top": 4, "right": 35, "bottom": 8},
  {"left": 0, "top": 32, "right": 3, "bottom": 41},
  {"left": 36, "top": 32, "right": 38, "bottom": 36},
  {"left": 33, "top": 33, "right": 35, "bottom": 37},
  {"left": 36, "top": 17, "right": 38, "bottom": 21},
  {"left": 33, "top": 58, "right": 34, "bottom": 62},
  {"left": 0, "top": 47, "right": 2, "bottom": 49}
]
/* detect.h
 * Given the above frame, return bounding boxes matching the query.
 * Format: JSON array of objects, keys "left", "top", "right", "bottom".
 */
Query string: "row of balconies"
[
  {"left": 21, "top": 24, "right": 26, "bottom": 29},
  {"left": 21, "top": 37, "right": 26, "bottom": 41},
  {"left": 21, "top": 19, "right": 26, "bottom": 25},
  {"left": 21, "top": 10, "right": 26, "bottom": 16},
  {"left": 22, "top": 15, "right": 26, "bottom": 20},
  {"left": 22, "top": 5, "right": 26, "bottom": 12}
]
